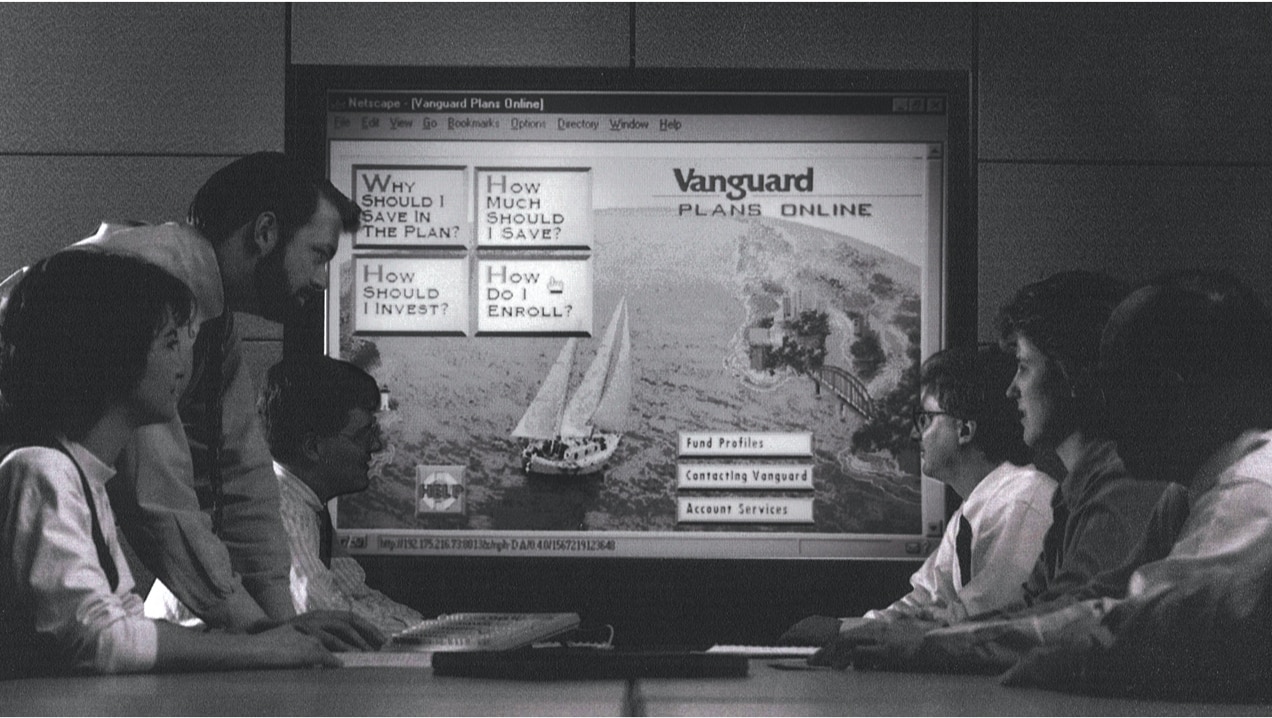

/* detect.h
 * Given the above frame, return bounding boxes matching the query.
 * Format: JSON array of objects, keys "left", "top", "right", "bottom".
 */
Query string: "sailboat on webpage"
[{"left": 513, "top": 298, "right": 632, "bottom": 476}]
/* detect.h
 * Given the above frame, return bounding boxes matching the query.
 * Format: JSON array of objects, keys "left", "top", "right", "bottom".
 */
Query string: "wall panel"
[
  {"left": 978, "top": 163, "right": 1272, "bottom": 339},
  {"left": 635, "top": 2, "right": 975, "bottom": 69},
  {"left": 0, "top": 4, "right": 284, "bottom": 154},
  {"left": 980, "top": 5, "right": 1272, "bottom": 163},
  {"left": 291, "top": 3, "right": 629, "bottom": 66},
  {"left": 0, "top": 155, "right": 235, "bottom": 271}
]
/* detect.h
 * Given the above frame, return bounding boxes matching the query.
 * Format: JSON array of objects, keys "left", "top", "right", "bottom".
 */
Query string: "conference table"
[{"left": 1, "top": 656, "right": 1267, "bottom": 716}]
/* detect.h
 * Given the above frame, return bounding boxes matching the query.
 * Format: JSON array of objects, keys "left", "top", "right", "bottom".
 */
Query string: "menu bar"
[{"left": 331, "top": 113, "right": 948, "bottom": 143}]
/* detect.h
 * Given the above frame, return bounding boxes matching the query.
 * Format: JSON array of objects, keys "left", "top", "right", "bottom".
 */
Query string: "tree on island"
[
  {"left": 764, "top": 309, "right": 829, "bottom": 377},
  {"left": 787, "top": 309, "right": 830, "bottom": 338}
]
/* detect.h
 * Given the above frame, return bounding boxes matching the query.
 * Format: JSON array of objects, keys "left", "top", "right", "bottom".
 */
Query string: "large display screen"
[{"left": 290, "top": 68, "right": 972, "bottom": 562}]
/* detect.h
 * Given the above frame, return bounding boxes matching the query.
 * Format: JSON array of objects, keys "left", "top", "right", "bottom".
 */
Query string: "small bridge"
[{"left": 815, "top": 365, "right": 875, "bottom": 421}]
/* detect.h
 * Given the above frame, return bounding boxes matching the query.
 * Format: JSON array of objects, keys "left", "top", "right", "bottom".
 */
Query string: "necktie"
[
  {"left": 318, "top": 505, "right": 334, "bottom": 568},
  {"left": 956, "top": 514, "right": 973, "bottom": 587}
]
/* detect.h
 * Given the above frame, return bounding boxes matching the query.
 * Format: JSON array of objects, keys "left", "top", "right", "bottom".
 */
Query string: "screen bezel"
[{"left": 285, "top": 65, "right": 977, "bottom": 564}]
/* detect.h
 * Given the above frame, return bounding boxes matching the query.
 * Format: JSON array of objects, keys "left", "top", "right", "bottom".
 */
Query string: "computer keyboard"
[{"left": 386, "top": 612, "right": 581, "bottom": 652}]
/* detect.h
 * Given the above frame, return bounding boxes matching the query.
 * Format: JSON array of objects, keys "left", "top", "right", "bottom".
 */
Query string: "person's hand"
[
  {"left": 807, "top": 619, "right": 888, "bottom": 668},
  {"left": 778, "top": 615, "right": 843, "bottom": 646},
  {"left": 288, "top": 610, "right": 385, "bottom": 652},
  {"left": 250, "top": 624, "right": 341, "bottom": 668},
  {"left": 809, "top": 618, "right": 939, "bottom": 670},
  {"left": 847, "top": 619, "right": 938, "bottom": 671}
]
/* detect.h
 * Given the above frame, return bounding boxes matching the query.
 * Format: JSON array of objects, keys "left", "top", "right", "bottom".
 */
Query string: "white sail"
[
  {"left": 559, "top": 299, "right": 628, "bottom": 437},
  {"left": 588, "top": 302, "right": 631, "bottom": 433},
  {"left": 511, "top": 338, "right": 577, "bottom": 439}
]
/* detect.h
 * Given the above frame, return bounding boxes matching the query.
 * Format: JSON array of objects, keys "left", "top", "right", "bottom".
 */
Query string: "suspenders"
[{"left": 51, "top": 440, "right": 121, "bottom": 592}]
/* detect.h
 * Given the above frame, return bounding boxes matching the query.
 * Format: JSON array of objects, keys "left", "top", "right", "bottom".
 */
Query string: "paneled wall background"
[{"left": 2, "top": 2, "right": 1270, "bottom": 637}]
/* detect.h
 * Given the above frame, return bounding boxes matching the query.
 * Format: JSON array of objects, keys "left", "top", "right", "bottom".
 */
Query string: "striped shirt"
[{"left": 275, "top": 463, "right": 424, "bottom": 635}]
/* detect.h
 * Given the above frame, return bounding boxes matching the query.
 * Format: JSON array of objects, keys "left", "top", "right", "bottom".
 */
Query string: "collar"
[
  {"left": 1058, "top": 437, "right": 1124, "bottom": 506},
  {"left": 56, "top": 435, "right": 117, "bottom": 488},
  {"left": 275, "top": 461, "right": 324, "bottom": 512},
  {"left": 963, "top": 460, "right": 1018, "bottom": 506}
]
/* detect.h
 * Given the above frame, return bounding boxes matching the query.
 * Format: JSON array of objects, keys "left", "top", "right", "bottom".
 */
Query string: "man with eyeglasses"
[
  {"left": 148, "top": 355, "right": 424, "bottom": 635},
  {"left": 782, "top": 344, "right": 1055, "bottom": 647},
  {"left": 883, "top": 345, "right": 1056, "bottom": 624},
  {"left": 255, "top": 355, "right": 425, "bottom": 635}
]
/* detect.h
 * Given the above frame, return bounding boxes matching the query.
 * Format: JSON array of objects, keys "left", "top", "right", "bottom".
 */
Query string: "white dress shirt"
[
  {"left": 862, "top": 461, "right": 1057, "bottom": 624},
  {"left": 0, "top": 439, "right": 157, "bottom": 675},
  {"left": 275, "top": 463, "right": 424, "bottom": 634}
]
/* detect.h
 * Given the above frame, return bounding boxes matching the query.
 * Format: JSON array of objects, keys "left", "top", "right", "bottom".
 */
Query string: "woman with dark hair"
[
  {"left": 0, "top": 249, "right": 337, "bottom": 677},
  {"left": 997, "top": 271, "right": 1183, "bottom": 605}
]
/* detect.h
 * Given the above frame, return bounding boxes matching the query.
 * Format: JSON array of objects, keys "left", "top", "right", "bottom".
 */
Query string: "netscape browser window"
[{"left": 296, "top": 68, "right": 972, "bottom": 563}]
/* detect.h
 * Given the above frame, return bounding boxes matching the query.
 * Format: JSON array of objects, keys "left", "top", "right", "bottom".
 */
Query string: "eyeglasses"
[{"left": 911, "top": 408, "right": 958, "bottom": 433}]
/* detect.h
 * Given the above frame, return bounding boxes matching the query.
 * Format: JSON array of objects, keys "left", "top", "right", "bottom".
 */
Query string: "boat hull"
[{"left": 522, "top": 433, "right": 621, "bottom": 476}]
